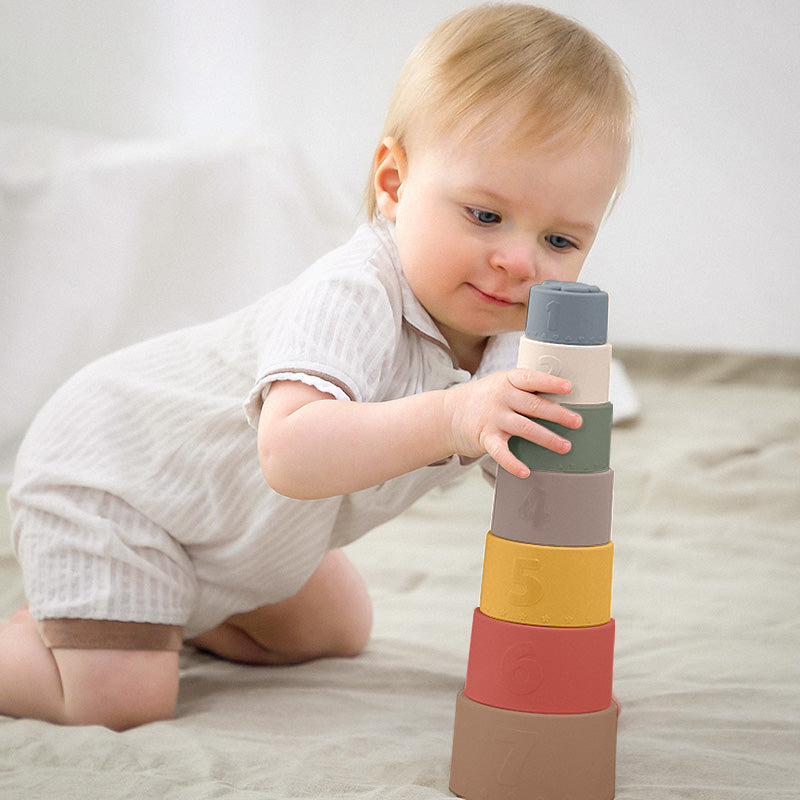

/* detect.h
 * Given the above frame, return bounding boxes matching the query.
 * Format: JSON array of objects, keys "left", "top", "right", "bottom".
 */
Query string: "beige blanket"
[{"left": 1, "top": 351, "right": 798, "bottom": 799}]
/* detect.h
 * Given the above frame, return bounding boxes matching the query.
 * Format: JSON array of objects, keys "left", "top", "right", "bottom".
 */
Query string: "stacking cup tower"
[{"left": 450, "top": 281, "right": 617, "bottom": 800}]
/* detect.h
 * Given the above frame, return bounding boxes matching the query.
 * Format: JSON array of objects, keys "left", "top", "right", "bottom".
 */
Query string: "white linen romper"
[{"left": 9, "top": 220, "right": 518, "bottom": 648}]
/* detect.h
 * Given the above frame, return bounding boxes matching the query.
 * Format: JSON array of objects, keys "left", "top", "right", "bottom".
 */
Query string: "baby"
[{"left": 1, "top": 3, "right": 634, "bottom": 730}]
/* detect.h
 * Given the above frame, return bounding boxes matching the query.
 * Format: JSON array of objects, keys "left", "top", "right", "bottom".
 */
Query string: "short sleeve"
[{"left": 244, "top": 256, "right": 404, "bottom": 429}]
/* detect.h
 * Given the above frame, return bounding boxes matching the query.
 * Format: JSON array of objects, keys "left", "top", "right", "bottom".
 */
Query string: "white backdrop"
[{"left": 2, "top": 0, "right": 798, "bottom": 355}]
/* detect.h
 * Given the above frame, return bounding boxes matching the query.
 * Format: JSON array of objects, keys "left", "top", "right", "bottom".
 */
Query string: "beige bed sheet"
[{"left": 1, "top": 350, "right": 798, "bottom": 799}]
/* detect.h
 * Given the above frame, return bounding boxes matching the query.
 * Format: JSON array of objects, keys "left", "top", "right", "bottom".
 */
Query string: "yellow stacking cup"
[{"left": 480, "top": 532, "right": 613, "bottom": 627}]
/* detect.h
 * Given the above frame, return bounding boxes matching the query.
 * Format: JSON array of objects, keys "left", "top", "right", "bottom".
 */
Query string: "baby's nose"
[{"left": 491, "top": 239, "right": 538, "bottom": 281}]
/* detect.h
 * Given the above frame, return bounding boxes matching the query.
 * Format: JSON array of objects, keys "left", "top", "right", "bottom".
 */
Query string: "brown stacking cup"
[{"left": 450, "top": 691, "right": 616, "bottom": 800}]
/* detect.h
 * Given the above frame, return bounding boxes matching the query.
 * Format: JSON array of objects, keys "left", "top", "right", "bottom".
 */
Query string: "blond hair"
[{"left": 365, "top": 3, "right": 635, "bottom": 218}]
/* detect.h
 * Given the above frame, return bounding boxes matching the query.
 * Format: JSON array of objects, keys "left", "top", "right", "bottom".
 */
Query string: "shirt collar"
[
  {"left": 372, "top": 216, "right": 518, "bottom": 379},
  {"left": 373, "top": 217, "right": 457, "bottom": 350}
]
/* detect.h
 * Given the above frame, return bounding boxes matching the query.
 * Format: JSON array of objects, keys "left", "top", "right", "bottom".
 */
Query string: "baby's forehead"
[
  {"left": 406, "top": 103, "right": 532, "bottom": 155},
  {"left": 407, "top": 81, "right": 630, "bottom": 173},
  {"left": 410, "top": 107, "right": 611, "bottom": 166}
]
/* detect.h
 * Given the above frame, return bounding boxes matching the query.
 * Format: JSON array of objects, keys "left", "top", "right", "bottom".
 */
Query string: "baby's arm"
[{"left": 258, "top": 370, "right": 580, "bottom": 500}]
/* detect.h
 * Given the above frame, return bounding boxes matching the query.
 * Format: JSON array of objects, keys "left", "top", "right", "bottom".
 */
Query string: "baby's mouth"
[{"left": 468, "top": 284, "right": 517, "bottom": 306}]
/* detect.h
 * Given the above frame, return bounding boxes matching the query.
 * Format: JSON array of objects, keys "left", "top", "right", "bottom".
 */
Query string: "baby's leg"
[
  {"left": 189, "top": 549, "right": 373, "bottom": 665},
  {"left": 0, "top": 608, "right": 179, "bottom": 730}
]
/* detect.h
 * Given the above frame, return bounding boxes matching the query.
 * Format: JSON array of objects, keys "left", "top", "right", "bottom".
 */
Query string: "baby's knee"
[
  {"left": 54, "top": 648, "right": 180, "bottom": 731},
  {"left": 332, "top": 595, "right": 373, "bottom": 659}
]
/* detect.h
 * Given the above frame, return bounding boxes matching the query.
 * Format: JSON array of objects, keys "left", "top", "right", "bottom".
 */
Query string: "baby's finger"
[
  {"left": 484, "top": 435, "right": 532, "bottom": 479},
  {"left": 513, "top": 415, "right": 575, "bottom": 456},
  {"left": 515, "top": 392, "right": 582, "bottom": 431},
  {"left": 507, "top": 368, "right": 573, "bottom": 396}
]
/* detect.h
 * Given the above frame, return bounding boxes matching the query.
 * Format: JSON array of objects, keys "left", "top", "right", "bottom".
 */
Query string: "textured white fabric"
[
  {"left": 9, "top": 220, "right": 519, "bottom": 638},
  {"left": 2, "top": 353, "right": 797, "bottom": 798}
]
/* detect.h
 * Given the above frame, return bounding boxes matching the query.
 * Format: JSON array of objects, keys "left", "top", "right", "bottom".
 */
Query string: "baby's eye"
[
  {"left": 545, "top": 234, "right": 575, "bottom": 250},
  {"left": 468, "top": 208, "right": 502, "bottom": 225}
]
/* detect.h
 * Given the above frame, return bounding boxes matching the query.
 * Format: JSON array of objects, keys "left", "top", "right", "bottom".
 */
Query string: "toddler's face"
[{"left": 380, "top": 122, "right": 622, "bottom": 365}]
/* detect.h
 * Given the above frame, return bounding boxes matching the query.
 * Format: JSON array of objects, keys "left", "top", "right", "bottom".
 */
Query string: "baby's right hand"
[{"left": 442, "top": 368, "right": 581, "bottom": 478}]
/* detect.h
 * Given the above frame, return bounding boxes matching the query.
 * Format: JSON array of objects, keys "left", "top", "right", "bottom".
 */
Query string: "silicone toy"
[
  {"left": 480, "top": 534, "right": 613, "bottom": 626},
  {"left": 450, "top": 281, "right": 618, "bottom": 799},
  {"left": 525, "top": 280, "right": 608, "bottom": 345},
  {"left": 450, "top": 693, "right": 617, "bottom": 800},
  {"left": 517, "top": 337, "right": 612, "bottom": 403},
  {"left": 464, "top": 610, "right": 615, "bottom": 714},
  {"left": 491, "top": 467, "right": 613, "bottom": 546},
  {"left": 509, "top": 401, "right": 613, "bottom": 473}
]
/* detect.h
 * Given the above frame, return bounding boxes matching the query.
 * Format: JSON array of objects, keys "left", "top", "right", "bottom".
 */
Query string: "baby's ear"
[{"left": 373, "top": 137, "right": 407, "bottom": 221}]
